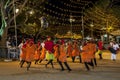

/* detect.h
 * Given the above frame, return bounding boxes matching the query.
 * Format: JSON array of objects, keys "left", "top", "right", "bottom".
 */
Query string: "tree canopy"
[
  {"left": 83, "top": 0, "right": 120, "bottom": 36},
  {"left": 0, "top": 0, "right": 120, "bottom": 39}
]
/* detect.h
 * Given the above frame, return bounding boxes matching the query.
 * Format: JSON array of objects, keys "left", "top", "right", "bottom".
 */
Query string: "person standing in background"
[
  {"left": 97, "top": 39, "right": 103, "bottom": 60},
  {"left": 108, "top": 44, "right": 116, "bottom": 61},
  {"left": 18, "top": 40, "right": 24, "bottom": 61},
  {"left": 6, "top": 39, "right": 12, "bottom": 59},
  {"left": 112, "top": 41, "right": 119, "bottom": 61}
]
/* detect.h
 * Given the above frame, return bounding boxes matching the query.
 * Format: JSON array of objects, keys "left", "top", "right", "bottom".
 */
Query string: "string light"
[
  {"left": 83, "top": 2, "right": 119, "bottom": 33},
  {"left": 0, "top": 0, "right": 100, "bottom": 36},
  {"left": 44, "top": 1, "right": 89, "bottom": 16}
]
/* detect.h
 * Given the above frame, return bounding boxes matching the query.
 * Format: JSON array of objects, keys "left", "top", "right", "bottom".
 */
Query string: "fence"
[{"left": 0, "top": 46, "right": 20, "bottom": 59}]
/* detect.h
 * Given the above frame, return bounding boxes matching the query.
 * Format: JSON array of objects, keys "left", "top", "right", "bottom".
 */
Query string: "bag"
[
  {"left": 96, "top": 50, "right": 100, "bottom": 54},
  {"left": 45, "top": 51, "right": 54, "bottom": 60}
]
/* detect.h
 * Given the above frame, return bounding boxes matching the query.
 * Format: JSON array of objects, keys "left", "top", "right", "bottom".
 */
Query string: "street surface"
[{"left": 0, "top": 50, "right": 120, "bottom": 80}]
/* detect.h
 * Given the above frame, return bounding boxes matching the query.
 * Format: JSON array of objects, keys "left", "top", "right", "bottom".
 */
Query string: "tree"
[
  {"left": 83, "top": 0, "right": 120, "bottom": 37},
  {"left": 0, "top": 0, "right": 48, "bottom": 44},
  {"left": 0, "top": 0, "right": 28, "bottom": 47}
]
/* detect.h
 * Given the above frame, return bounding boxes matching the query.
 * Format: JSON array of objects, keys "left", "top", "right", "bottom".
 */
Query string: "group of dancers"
[{"left": 19, "top": 36, "right": 98, "bottom": 71}]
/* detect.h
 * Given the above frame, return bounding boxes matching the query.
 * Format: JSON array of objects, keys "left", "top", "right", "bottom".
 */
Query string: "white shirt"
[
  {"left": 113, "top": 44, "right": 119, "bottom": 50},
  {"left": 41, "top": 42, "right": 45, "bottom": 48},
  {"left": 18, "top": 43, "right": 23, "bottom": 54},
  {"left": 6, "top": 41, "right": 11, "bottom": 48},
  {"left": 110, "top": 42, "right": 114, "bottom": 46}
]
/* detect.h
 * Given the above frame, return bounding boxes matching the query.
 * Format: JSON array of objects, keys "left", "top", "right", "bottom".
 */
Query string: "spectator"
[
  {"left": 97, "top": 39, "right": 103, "bottom": 60},
  {"left": 6, "top": 39, "right": 12, "bottom": 59}
]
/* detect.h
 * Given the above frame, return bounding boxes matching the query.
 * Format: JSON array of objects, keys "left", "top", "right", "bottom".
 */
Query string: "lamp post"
[
  {"left": 90, "top": 22, "right": 94, "bottom": 38},
  {"left": 81, "top": 2, "right": 93, "bottom": 45},
  {"left": 13, "top": 0, "right": 18, "bottom": 48},
  {"left": 81, "top": 3, "right": 89, "bottom": 46},
  {"left": 69, "top": 15, "right": 75, "bottom": 40},
  {"left": 13, "top": 0, "right": 20, "bottom": 59},
  {"left": 81, "top": 15, "right": 84, "bottom": 45}
]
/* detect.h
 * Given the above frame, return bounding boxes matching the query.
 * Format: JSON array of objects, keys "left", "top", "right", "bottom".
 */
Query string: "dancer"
[
  {"left": 91, "top": 40, "right": 97, "bottom": 66},
  {"left": 44, "top": 36, "right": 54, "bottom": 68},
  {"left": 25, "top": 39, "right": 36, "bottom": 71},
  {"left": 97, "top": 39, "right": 103, "bottom": 60},
  {"left": 58, "top": 40, "right": 72, "bottom": 72},
  {"left": 71, "top": 40, "right": 80, "bottom": 62},
  {"left": 39, "top": 40, "right": 46, "bottom": 63},
  {"left": 53, "top": 41, "right": 59, "bottom": 62},
  {"left": 67, "top": 41, "right": 73, "bottom": 58},
  {"left": 87, "top": 40, "right": 97, "bottom": 67},
  {"left": 19, "top": 40, "right": 27, "bottom": 68},
  {"left": 81, "top": 42, "right": 94, "bottom": 71},
  {"left": 34, "top": 41, "right": 41, "bottom": 64}
]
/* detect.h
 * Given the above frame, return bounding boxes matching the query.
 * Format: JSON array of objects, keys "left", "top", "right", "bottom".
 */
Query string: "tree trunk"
[
  {"left": 0, "top": 27, "right": 8, "bottom": 47},
  {"left": 0, "top": 0, "right": 28, "bottom": 46},
  {"left": 0, "top": 0, "right": 28, "bottom": 58},
  {"left": 0, "top": 0, "right": 7, "bottom": 47}
]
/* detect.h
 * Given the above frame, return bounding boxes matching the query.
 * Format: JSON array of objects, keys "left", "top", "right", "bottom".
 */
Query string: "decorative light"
[
  {"left": 15, "top": 8, "right": 19, "bottom": 13},
  {"left": 90, "top": 23, "right": 94, "bottom": 27},
  {"left": 29, "top": 10, "right": 34, "bottom": 14}
]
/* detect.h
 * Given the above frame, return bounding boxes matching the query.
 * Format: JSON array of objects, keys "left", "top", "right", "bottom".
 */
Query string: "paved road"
[{"left": 0, "top": 50, "right": 120, "bottom": 80}]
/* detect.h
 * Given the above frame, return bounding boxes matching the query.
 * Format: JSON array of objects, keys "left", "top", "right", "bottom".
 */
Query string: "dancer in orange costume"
[
  {"left": 81, "top": 43, "right": 94, "bottom": 71},
  {"left": 19, "top": 41, "right": 27, "bottom": 68},
  {"left": 87, "top": 40, "right": 97, "bottom": 67},
  {"left": 67, "top": 41, "right": 73, "bottom": 57},
  {"left": 58, "top": 40, "right": 72, "bottom": 72},
  {"left": 91, "top": 40, "right": 97, "bottom": 66},
  {"left": 34, "top": 41, "right": 41, "bottom": 64},
  {"left": 25, "top": 39, "right": 36, "bottom": 71},
  {"left": 71, "top": 40, "right": 80, "bottom": 62},
  {"left": 53, "top": 43, "right": 59, "bottom": 62},
  {"left": 39, "top": 40, "right": 46, "bottom": 63}
]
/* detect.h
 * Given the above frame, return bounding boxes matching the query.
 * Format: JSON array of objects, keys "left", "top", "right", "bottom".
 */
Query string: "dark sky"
[
  {"left": 1, "top": 0, "right": 120, "bottom": 28},
  {"left": 43, "top": 0, "right": 97, "bottom": 25},
  {"left": 44, "top": 0, "right": 96, "bottom": 16}
]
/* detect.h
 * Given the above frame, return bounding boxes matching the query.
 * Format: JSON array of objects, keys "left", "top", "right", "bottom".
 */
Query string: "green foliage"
[
  {"left": 84, "top": 0, "right": 120, "bottom": 33},
  {"left": 96, "top": 0, "right": 110, "bottom": 9},
  {"left": 20, "top": 22, "right": 40, "bottom": 36},
  {"left": 16, "top": 12, "right": 26, "bottom": 24},
  {"left": 111, "top": 5, "right": 120, "bottom": 19}
]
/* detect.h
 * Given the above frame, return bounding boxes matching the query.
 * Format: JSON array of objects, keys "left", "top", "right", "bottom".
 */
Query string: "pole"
[
  {"left": 71, "top": 21, "right": 72, "bottom": 40},
  {"left": 70, "top": 15, "right": 73, "bottom": 40},
  {"left": 90, "top": 22, "right": 94, "bottom": 38},
  {"left": 81, "top": 14, "right": 84, "bottom": 46},
  {"left": 81, "top": 2, "right": 92, "bottom": 45},
  {"left": 13, "top": 0, "right": 18, "bottom": 58},
  {"left": 106, "top": 19, "right": 109, "bottom": 43}
]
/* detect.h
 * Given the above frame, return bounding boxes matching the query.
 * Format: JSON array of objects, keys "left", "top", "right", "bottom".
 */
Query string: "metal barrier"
[
  {"left": 7, "top": 47, "right": 19, "bottom": 59},
  {"left": 0, "top": 47, "right": 7, "bottom": 58},
  {"left": 0, "top": 46, "right": 20, "bottom": 59}
]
